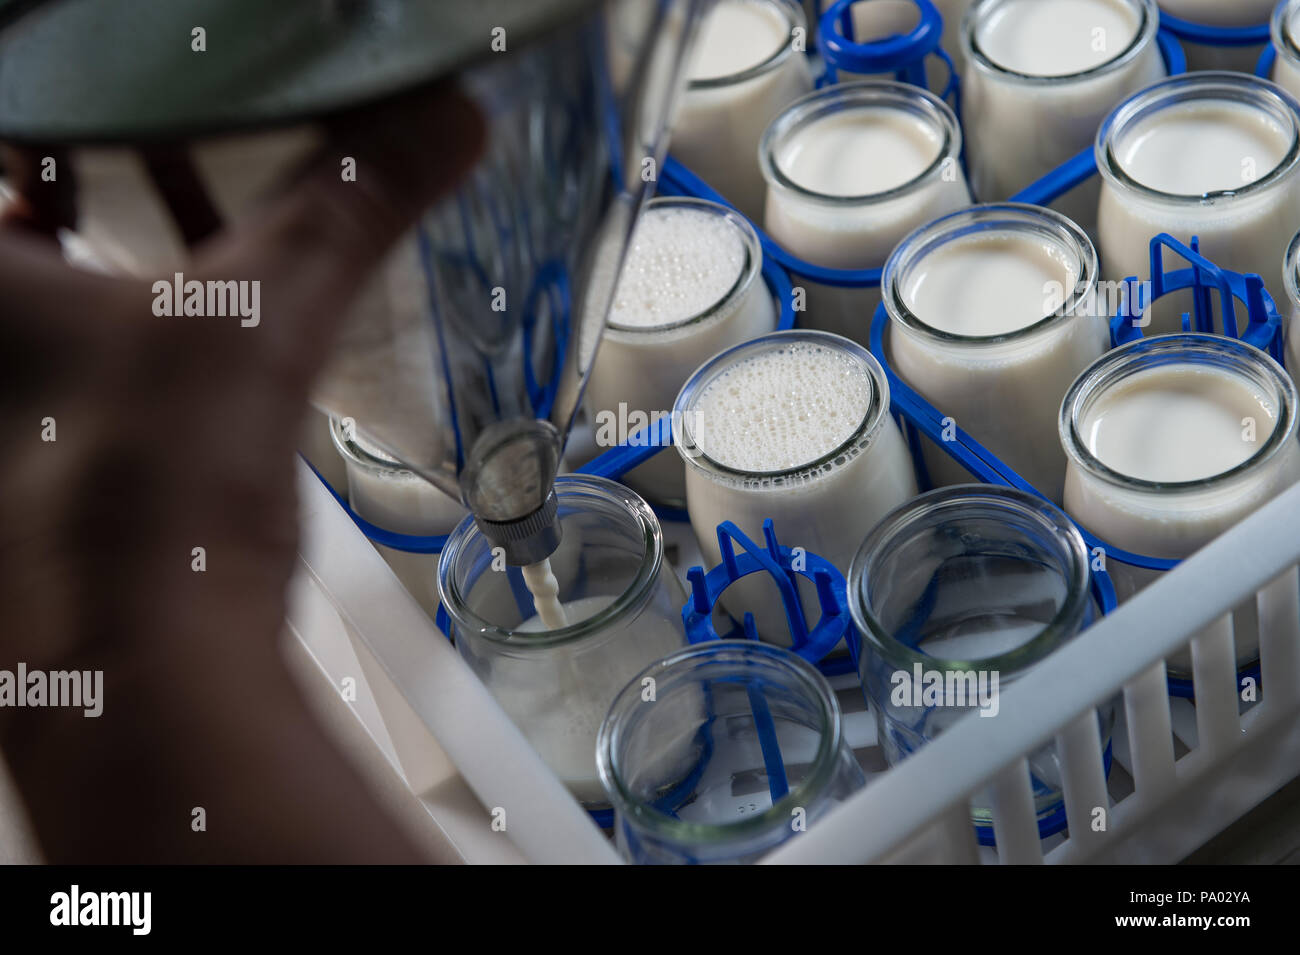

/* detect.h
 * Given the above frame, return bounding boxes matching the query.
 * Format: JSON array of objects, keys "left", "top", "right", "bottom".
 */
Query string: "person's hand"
[{"left": 0, "top": 84, "right": 483, "bottom": 862}]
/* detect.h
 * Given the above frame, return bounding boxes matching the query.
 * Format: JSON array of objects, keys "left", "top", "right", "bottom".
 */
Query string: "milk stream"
[{"left": 521, "top": 558, "right": 568, "bottom": 630}]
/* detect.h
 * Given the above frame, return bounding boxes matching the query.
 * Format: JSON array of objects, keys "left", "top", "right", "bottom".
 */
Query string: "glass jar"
[
  {"left": 848, "top": 484, "right": 1105, "bottom": 832},
  {"left": 330, "top": 415, "right": 467, "bottom": 617},
  {"left": 1060, "top": 334, "right": 1300, "bottom": 674},
  {"left": 884, "top": 203, "right": 1109, "bottom": 503},
  {"left": 962, "top": 0, "right": 1164, "bottom": 233},
  {"left": 670, "top": 0, "right": 814, "bottom": 219},
  {"left": 1096, "top": 72, "right": 1300, "bottom": 336},
  {"left": 439, "top": 475, "right": 688, "bottom": 807},
  {"left": 583, "top": 198, "right": 777, "bottom": 508},
  {"left": 759, "top": 80, "right": 971, "bottom": 344},
  {"left": 596, "top": 640, "right": 865, "bottom": 864},
  {"left": 673, "top": 330, "right": 918, "bottom": 644}
]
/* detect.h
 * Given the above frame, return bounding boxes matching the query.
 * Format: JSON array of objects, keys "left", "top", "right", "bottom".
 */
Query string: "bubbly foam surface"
[
  {"left": 1081, "top": 365, "right": 1275, "bottom": 482},
  {"left": 1115, "top": 100, "right": 1292, "bottom": 196},
  {"left": 689, "top": 0, "right": 789, "bottom": 81},
  {"left": 775, "top": 107, "right": 943, "bottom": 196},
  {"left": 904, "top": 232, "right": 1078, "bottom": 337},
  {"left": 690, "top": 340, "right": 873, "bottom": 472},
  {"left": 608, "top": 206, "right": 748, "bottom": 329},
  {"left": 976, "top": 0, "right": 1139, "bottom": 77}
]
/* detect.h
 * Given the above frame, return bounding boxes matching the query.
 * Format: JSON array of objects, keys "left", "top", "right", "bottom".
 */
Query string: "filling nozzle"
[{"left": 461, "top": 419, "right": 564, "bottom": 566}]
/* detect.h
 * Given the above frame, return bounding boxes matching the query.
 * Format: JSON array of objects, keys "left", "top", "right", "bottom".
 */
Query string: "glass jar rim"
[
  {"left": 686, "top": 0, "right": 805, "bottom": 91},
  {"left": 848, "top": 484, "right": 1093, "bottom": 675},
  {"left": 596, "top": 640, "right": 844, "bottom": 842},
  {"left": 883, "top": 202, "right": 1100, "bottom": 346},
  {"left": 436, "top": 475, "right": 663, "bottom": 649},
  {"left": 1095, "top": 72, "right": 1300, "bottom": 204},
  {"left": 963, "top": 0, "right": 1159, "bottom": 86},
  {"left": 1272, "top": 0, "right": 1300, "bottom": 70},
  {"left": 1059, "top": 333, "right": 1300, "bottom": 494},
  {"left": 757, "top": 79, "right": 962, "bottom": 206},
  {"left": 671, "top": 329, "right": 891, "bottom": 482},
  {"left": 329, "top": 414, "right": 411, "bottom": 476},
  {"left": 604, "top": 197, "right": 765, "bottom": 336}
]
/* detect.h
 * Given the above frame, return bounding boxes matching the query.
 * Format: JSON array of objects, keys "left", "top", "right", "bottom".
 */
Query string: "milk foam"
[
  {"left": 977, "top": 0, "right": 1139, "bottom": 77},
  {"left": 1115, "top": 100, "right": 1292, "bottom": 195},
  {"left": 691, "top": 341, "right": 872, "bottom": 472},
  {"left": 608, "top": 206, "right": 748, "bottom": 329},
  {"left": 903, "top": 233, "right": 1078, "bottom": 337},
  {"left": 1080, "top": 365, "right": 1274, "bottom": 482},
  {"left": 689, "top": 0, "right": 788, "bottom": 81},
  {"left": 775, "top": 107, "right": 942, "bottom": 196}
]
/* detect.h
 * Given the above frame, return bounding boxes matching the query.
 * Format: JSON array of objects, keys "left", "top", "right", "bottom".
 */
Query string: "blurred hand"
[{"left": 0, "top": 83, "right": 483, "bottom": 862}]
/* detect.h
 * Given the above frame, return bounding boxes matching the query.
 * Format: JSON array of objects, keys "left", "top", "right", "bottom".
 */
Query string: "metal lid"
[{"left": 0, "top": 0, "right": 601, "bottom": 143}]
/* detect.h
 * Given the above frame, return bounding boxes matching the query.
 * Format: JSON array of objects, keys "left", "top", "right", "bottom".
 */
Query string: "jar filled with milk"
[
  {"left": 884, "top": 204, "right": 1110, "bottom": 503},
  {"left": 962, "top": 0, "right": 1165, "bottom": 233},
  {"left": 1060, "top": 335, "right": 1300, "bottom": 674},
  {"left": 849, "top": 485, "right": 1109, "bottom": 833},
  {"left": 439, "top": 475, "right": 688, "bottom": 807},
  {"left": 673, "top": 330, "right": 918, "bottom": 643},
  {"left": 671, "top": 0, "right": 814, "bottom": 220},
  {"left": 759, "top": 81, "right": 971, "bottom": 344},
  {"left": 596, "top": 640, "right": 865, "bottom": 864},
  {"left": 330, "top": 416, "right": 468, "bottom": 618},
  {"left": 1096, "top": 73, "right": 1300, "bottom": 336},
  {"left": 583, "top": 198, "right": 778, "bottom": 508}
]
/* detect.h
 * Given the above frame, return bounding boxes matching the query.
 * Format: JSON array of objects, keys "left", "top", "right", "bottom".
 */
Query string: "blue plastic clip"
[
  {"left": 818, "top": 0, "right": 959, "bottom": 118},
  {"left": 682, "top": 519, "right": 850, "bottom": 665},
  {"left": 1111, "top": 233, "right": 1284, "bottom": 364}
]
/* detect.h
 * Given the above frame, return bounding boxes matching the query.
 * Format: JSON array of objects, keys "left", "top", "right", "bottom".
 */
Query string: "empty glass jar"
[
  {"left": 849, "top": 485, "right": 1108, "bottom": 834},
  {"left": 597, "top": 640, "right": 865, "bottom": 863}
]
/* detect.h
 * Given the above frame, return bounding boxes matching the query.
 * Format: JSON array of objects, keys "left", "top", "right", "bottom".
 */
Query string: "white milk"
[
  {"left": 1097, "top": 75, "right": 1300, "bottom": 337},
  {"left": 1061, "top": 336, "right": 1300, "bottom": 671},
  {"left": 671, "top": 0, "right": 813, "bottom": 219},
  {"left": 583, "top": 199, "right": 777, "bottom": 506},
  {"left": 1272, "top": 0, "right": 1300, "bottom": 103},
  {"left": 331, "top": 417, "right": 468, "bottom": 618},
  {"left": 502, "top": 595, "right": 683, "bottom": 804},
  {"left": 885, "top": 206, "right": 1110, "bottom": 503},
  {"left": 1158, "top": 0, "right": 1276, "bottom": 73},
  {"left": 676, "top": 331, "right": 917, "bottom": 642},
  {"left": 521, "top": 560, "right": 568, "bottom": 630},
  {"left": 963, "top": 0, "right": 1164, "bottom": 234},
  {"left": 761, "top": 81, "right": 971, "bottom": 344}
]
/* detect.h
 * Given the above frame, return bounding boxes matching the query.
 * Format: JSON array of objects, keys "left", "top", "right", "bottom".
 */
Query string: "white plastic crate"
[{"left": 288, "top": 457, "right": 1300, "bottom": 864}]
